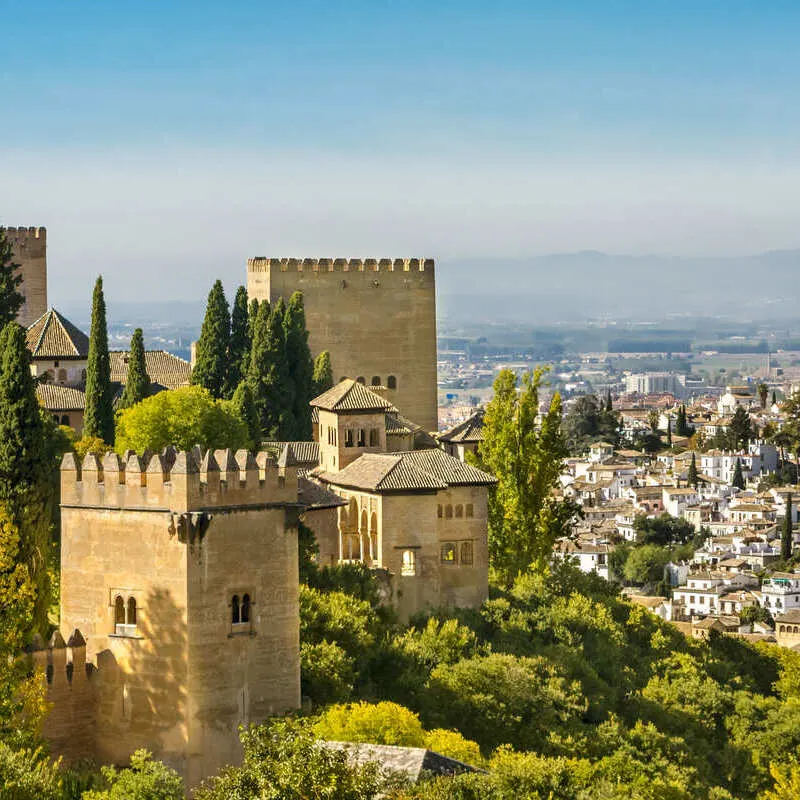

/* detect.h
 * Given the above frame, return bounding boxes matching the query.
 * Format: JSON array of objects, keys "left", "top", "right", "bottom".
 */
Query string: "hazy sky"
[{"left": 2, "top": 0, "right": 800, "bottom": 307}]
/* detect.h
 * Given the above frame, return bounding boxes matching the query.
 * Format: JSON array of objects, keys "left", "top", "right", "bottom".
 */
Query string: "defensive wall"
[
  {"left": 52, "top": 447, "right": 302, "bottom": 787},
  {"left": 247, "top": 257, "right": 438, "bottom": 432},
  {"left": 5, "top": 226, "right": 47, "bottom": 327}
]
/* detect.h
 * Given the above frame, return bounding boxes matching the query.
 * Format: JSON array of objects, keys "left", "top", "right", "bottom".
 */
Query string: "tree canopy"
[
  {"left": 562, "top": 394, "right": 620, "bottom": 454},
  {"left": 0, "top": 228, "right": 24, "bottom": 329},
  {"left": 224, "top": 285, "right": 250, "bottom": 400},
  {"left": 83, "top": 277, "right": 114, "bottom": 444},
  {"left": 118, "top": 328, "right": 150, "bottom": 410},
  {"left": 284, "top": 291, "right": 314, "bottom": 440},
  {"left": 312, "top": 351, "right": 334, "bottom": 398},
  {"left": 192, "top": 280, "right": 230, "bottom": 399}
]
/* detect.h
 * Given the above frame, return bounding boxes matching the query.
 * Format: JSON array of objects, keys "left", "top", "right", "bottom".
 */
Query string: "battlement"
[
  {"left": 247, "top": 257, "right": 434, "bottom": 274},
  {"left": 4, "top": 226, "right": 46, "bottom": 240},
  {"left": 60, "top": 447, "right": 298, "bottom": 512}
]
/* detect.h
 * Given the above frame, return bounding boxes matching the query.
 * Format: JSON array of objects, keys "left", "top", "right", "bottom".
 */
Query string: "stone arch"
[
  {"left": 387, "top": 375, "right": 397, "bottom": 389},
  {"left": 371, "top": 376, "right": 381, "bottom": 386},
  {"left": 369, "top": 512, "right": 379, "bottom": 564}
]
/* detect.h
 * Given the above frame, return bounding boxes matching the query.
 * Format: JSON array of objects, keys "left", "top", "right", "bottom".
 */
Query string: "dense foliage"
[
  {"left": 0, "top": 228, "right": 24, "bottom": 328},
  {"left": 284, "top": 291, "right": 314, "bottom": 440},
  {"left": 312, "top": 350, "right": 334, "bottom": 397},
  {"left": 191, "top": 280, "right": 231, "bottom": 399},
  {"left": 562, "top": 394, "right": 620, "bottom": 453},
  {"left": 117, "top": 328, "right": 150, "bottom": 410},
  {"left": 114, "top": 385, "right": 249, "bottom": 453},
  {"left": 83, "top": 277, "right": 114, "bottom": 444}
]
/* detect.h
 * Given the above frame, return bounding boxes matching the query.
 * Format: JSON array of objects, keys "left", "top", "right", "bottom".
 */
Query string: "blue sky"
[{"left": 2, "top": 1, "right": 800, "bottom": 306}]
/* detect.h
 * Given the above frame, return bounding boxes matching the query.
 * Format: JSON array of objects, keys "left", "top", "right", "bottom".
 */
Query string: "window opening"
[
  {"left": 232, "top": 594, "right": 240, "bottom": 624},
  {"left": 401, "top": 550, "right": 416, "bottom": 576},
  {"left": 465, "top": 504, "right": 474, "bottom": 518},
  {"left": 357, "top": 429, "right": 365, "bottom": 447},
  {"left": 387, "top": 375, "right": 397, "bottom": 389},
  {"left": 440, "top": 542, "right": 457, "bottom": 564},
  {"left": 460, "top": 541, "right": 474, "bottom": 565},
  {"left": 455, "top": 505, "right": 463, "bottom": 518},
  {"left": 345, "top": 429, "right": 354, "bottom": 448},
  {"left": 369, "top": 429, "right": 379, "bottom": 447},
  {"left": 241, "top": 594, "right": 251, "bottom": 623},
  {"left": 445, "top": 505, "right": 453, "bottom": 519}
]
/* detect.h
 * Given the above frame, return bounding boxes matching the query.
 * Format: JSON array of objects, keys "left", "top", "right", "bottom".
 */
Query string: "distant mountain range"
[{"left": 436, "top": 249, "right": 800, "bottom": 324}]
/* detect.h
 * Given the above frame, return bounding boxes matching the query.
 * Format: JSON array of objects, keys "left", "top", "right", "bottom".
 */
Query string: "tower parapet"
[
  {"left": 247, "top": 257, "right": 434, "bottom": 274},
  {"left": 60, "top": 447, "right": 296, "bottom": 512}
]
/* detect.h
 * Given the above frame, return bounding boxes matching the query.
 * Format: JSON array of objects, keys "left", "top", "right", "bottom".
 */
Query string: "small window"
[
  {"left": 437, "top": 504, "right": 443, "bottom": 518},
  {"left": 60, "top": 414, "right": 70, "bottom": 426},
  {"left": 460, "top": 541, "right": 474, "bottom": 565},
  {"left": 387, "top": 375, "right": 397, "bottom": 389},
  {"left": 465, "top": 504, "right": 474, "bottom": 518},
  {"left": 441, "top": 543, "right": 457, "bottom": 564},
  {"left": 127, "top": 597, "right": 137, "bottom": 626},
  {"left": 357, "top": 429, "right": 365, "bottom": 447},
  {"left": 369, "top": 429, "right": 379, "bottom": 447},
  {"left": 401, "top": 550, "right": 416, "bottom": 576},
  {"left": 57, "top": 368, "right": 67, "bottom": 383},
  {"left": 241, "top": 594, "right": 251, "bottom": 623},
  {"left": 345, "top": 429, "right": 354, "bottom": 448},
  {"left": 371, "top": 376, "right": 381, "bottom": 386},
  {"left": 445, "top": 505, "right": 453, "bottom": 519},
  {"left": 115, "top": 596, "right": 125, "bottom": 626},
  {"left": 232, "top": 594, "right": 240, "bottom": 624},
  {"left": 455, "top": 505, "right": 463, "bottom": 518},
  {"left": 356, "top": 376, "right": 365, "bottom": 384}
]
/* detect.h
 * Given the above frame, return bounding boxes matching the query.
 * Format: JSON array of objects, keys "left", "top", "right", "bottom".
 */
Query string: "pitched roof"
[
  {"left": 320, "top": 448, "right": 496, "bottom": 494},
  {"left": 36, "top": 383, "right": 86, "bottom": 411},
  {"left": 264, "top": 441, "right": 321, "bottom": 468},
  {"left": 385, "top": 411, "right": 421, "bottom": 436},
  {"left": 298, "top": 476, "right": 347, "bottom": 510},
  {"left": 26, "top": 308, "right": 89, "bottom": 358},
  {"left": 311, "top": 379, "right": 397, "bottom": 413},
  {"left": 109, "top": 350, "right": 191, "bottom": 391},
  {"left": 438, "top": 411, "right": 485, "bottom": 443}
]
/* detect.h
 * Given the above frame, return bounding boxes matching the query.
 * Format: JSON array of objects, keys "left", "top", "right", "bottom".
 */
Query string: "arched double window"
[
  {"left": 114, "top": 594, "right": 137, "bottom": 636},
  {"left": 232, "top": 593, "right": 252, "bottom": 626}
]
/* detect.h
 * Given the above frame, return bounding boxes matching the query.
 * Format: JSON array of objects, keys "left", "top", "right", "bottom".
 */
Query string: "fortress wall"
[
  {"left": 247, "top": 258, "right": 438, "bottom": 432},
  {"left": 5, "top": 226, "right": 47, "bottom": 327}
]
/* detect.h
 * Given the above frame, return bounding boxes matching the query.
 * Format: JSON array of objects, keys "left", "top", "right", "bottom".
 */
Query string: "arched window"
[
  {"left": 460, "top": 541, "right": 474, "bottom": 565},
  {"left": 60, "top": 414, "right": 70, "bottom": 426},
  {"left": 455, "top": 505, "right": 463, "bottom": 518},
  {"left": 369, "top": 429, "right": 379, "bottom": 447},
  {"left": 127, "top": 597, "right": 137, "bottom": 627},
  {"left": 440, "top": 542, "right": 457, "bottom": 564},
  {"left": 371, "top": 376, "right": 381, "bottom": 386},
  {"left": 356, "top": 376, "right": 365, "bottom": 385},
  {"left": 357, "top": 429, "right": 365, "bottom": 447},
  {"left": 465, "top": 504, "right": 474, "bottom": 518},
  {"left": 345, "top": 429, "right": 354, "bottom": 448},
  {"left": 445, "top": 505, "right": 453, "bottom": 519},
  {"left": 231, "top": 594, "right": 240, "bottom": 624},
  {"left": 57, "top": 368, "right": 67, "bottom": 383},
  {"left": 401, "top": 550, "right": 416, "bottom": 576},
  {"left": 114, "top": 596, "right": 125, "bottom": 627},
  {"left": 387, "top": 375, "right": 397, "bottom": 389},
  {"left": 437, "top": 504, "right": 443, "bottom": 518},
  {"left": 241, "top": 594, "right": 251, "bottom": 623}
]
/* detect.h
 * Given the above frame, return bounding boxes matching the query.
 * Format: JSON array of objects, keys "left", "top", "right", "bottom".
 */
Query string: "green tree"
[
  {"left": 313, "top": 700, "right": 427, "bottom": 747},
  {"left": 118, "top": 328, "right": 150, "bottom": 410},
  {"left": 224, "top": 285, "right": 250, "bottom": 399},
  {"left": 688, "top": 453, "right": 699, "bottom": 489},
  {"left": 284, "top": 291, "right": 314, "bottom": 440},
  {"left": 772, "top": 390, "right": 778, "bottom": 407},
  {"left": 634, "top": 514, "right": 696, "bottom": 546},
  {"left": 0, "top": 228, "right": 24, "bottom": 329},
  {"left": 0, "top": 742, "right": 65, "bottom": 800},
  {"left": 667, "top": 418, "right": 673, "bottom": 447},
  {"left": 230, "top": 381, "right": 261, "bottom": 451},
  {"left": 761, "top": 763, "right": 800, "bottom": 800},
  {"left": 471, "top": 369, "right": 577, "bottom": 584},
  {"left": 758, "top": 383, "right": 769, "bottom": 410},
  {"left": 605, "top": 389, "right": 613, "bottom": 412},
  {"left": 247, "top": 297, "right": 261, "bottom": 341},
  {"left": 729, "top": 406, "right": 753, "bottom": 449},
  {"left": 247, "top": 298, "right": 293, "bottom": 440},
  {"left": 563, "top": 394, "right": 619, "bottom": 453},
  {"left": 83, "top": 749, "right": 184, "bottom": 800},
  {"left": 622, "top": 544, "right": 671, "bottom": 586},
  {"left": 782, "top": 494, "right": 793, "bottom": 561},
  {"left": 312, "top": 350, "right": 334, "bottom": 397},
  {"left": 732, "top": 458, "right": 746, "bottom": 491},
  {"left": 0, "top": 323, "right": 52, "bottom": 635},
  {"left": 195, "top": 717, "right": 402, "bottom": 800},
  {"left": 192, "top": 280, "right": 230, "bottom": 399},
  {"left": 83, "top": 276, "right": 114, "bottom": 444},
  {"left": 115, "top": 385, "right": 249, "bottom": 453}
]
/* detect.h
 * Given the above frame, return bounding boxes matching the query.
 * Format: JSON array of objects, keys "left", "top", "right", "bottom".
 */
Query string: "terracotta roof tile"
[
  {"left": 438, "top": 411, "right": 485, "bottom": 443},
  {"left": 36, "top": 384, "right": 86, "bottom": 411},
  {"left": 311, "top": 379, "right": 396, "bottom": 413},
  {"left": 109, "top": 350, "right": 191, "bottom": 390},
  {"left": 26, "top": 308, "right": 89, "bottom": 358}
]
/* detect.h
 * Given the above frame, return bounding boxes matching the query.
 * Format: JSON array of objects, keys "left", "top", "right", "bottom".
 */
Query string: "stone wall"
[
  {"left": 6, "top": 226, "right": 47, "bottom": 327},
  {"left": 247, "top": 258, "right": 438, "bottom": 432}
]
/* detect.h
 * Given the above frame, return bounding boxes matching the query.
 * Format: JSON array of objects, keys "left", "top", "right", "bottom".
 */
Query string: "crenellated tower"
[
  {"left": 4, "top": 226, "right": 47, "bottom": 327},
  {"left": 247, "top": 257, "right": 438, "bottom": 432},
  {"left": 54, "top": 447, "right": 302, "bottom": 787}
]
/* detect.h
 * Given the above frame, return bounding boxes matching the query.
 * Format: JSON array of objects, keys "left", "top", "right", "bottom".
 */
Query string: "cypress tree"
[
  {"left": 605, "top": 389, "right": 613, "bottom": 413},
  {"left": 732, "top": 458, "right": 745, "bottom": 491},
  {"left": 312, "top": 351, "right": 334, "bottom": 397},
  {"left": 224, "top": 286, "right": 250, "bottom": 399},
  {"left": 667, "top": 418, "right": 672, "bottom": 447},
  {"left": 231, "top": 382, "right": 261, "bottom": 451},
  {"left": 248, "top": 298, "right": 261, "bottom": 340},
  {"left": 783, "top": 493, "right": 794, "bottom": 561},
  {"left": 192, "top": 280, "right": 230, "bottom": 399},
  {"left": 0, "top": 322, "right": 52, "bottom": 634},
  {"left": 772, "top": 390, "right": 778, "bottom": 407},
  {"left": 284, "top": 291, "right": 314, "bottom": 441},
  {"left": 247, "top": 299, "right": 292, "bottom": 440},
  {"left": 688, "top": 452, "right": 699, "bottom": 489},
  {"left": 84, "top": 276, "right": 115, "bottom": 444},
  {"left": 0, "top": 228, "right": 24, "bottom": 328},
  {"left": 118, "top": 328, "right": 150, "bottom": 409}
]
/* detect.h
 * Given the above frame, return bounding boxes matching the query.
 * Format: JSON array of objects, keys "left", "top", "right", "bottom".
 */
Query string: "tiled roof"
[
  {"left": 311, "top": 379, "right": 396, "bottom": 413},
  {"left": 264, "top": 441, "right": 321, "bottom": 468},
  {"left": 26, "top": 308, "right": 89, "bottom": 358},
  {"left": 438, "top": 411, "right": 485, "bottom": 443},
  {"left": 776, "top": 609, "right": 800, "bottom": 624},
  {"left": 36, "top": 384, "right": 86, "bottom": 411},
  {"left": 109, "top": 351, "right": 191, "bottom": 390},
  {"left": 321, "top": 448, "right": 496, "bottom": 493},
  {"left": 298, "top": 476, "right": 347, "bottom": 510},
  {"left": 385, "top": 411, "right": 421, "bottom": 436}
]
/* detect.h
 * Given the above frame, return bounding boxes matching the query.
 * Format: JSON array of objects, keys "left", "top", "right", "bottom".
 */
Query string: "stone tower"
[
  {"left": 247, "top": 258, "right": 438, "bottom": 432},
  {"left": 5, "top": 226, "right": 47, "bottom": 327},
  {"left": 56, "top": 448, "right": 302, "bottom": 787}
]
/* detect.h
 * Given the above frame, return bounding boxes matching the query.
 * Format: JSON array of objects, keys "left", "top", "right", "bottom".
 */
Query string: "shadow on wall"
[{"left": 97, "top": 587, "right": 188, "bottom": 771}]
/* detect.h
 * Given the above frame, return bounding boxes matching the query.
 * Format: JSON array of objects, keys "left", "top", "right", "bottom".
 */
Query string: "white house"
[
  {"left": 552, "top": 540, "right": 611, "bottom": 581},
  {"left": 760, "top": 573, "right": 800, "bottom": 615}
]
